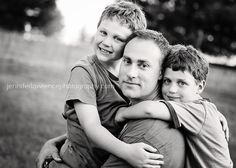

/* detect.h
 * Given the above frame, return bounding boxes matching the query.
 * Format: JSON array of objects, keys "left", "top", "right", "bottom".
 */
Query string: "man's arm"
[
  {"left": 36, "top": 134, "right": 67, "bottom": 168},
  {"left": 115, "top": 101, "right": 172, "bottom": 123},
  {"left": 74, "top": 101, "right": 164, "bottom": 167}
]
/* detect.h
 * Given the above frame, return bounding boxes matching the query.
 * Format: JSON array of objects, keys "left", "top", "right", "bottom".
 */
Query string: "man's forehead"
[{"left": 124, "top": 38, "right": 161, "bottom": 61}]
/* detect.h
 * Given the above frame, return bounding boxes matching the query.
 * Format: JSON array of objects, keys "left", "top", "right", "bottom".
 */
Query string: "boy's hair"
[
  {"left": 125, "top": 29, "right": 170, "bottom": 64},
  {"left": 163, "top": 44, "right": 209, "bottom": 82},
  {"left": 97, "top": 1, "right": 147, "bottom": 31}
]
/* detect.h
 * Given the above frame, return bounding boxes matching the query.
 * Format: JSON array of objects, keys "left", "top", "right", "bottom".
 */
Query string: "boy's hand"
[
  {"left": 124, "top": 143, "right": 164, "bottom": 168},
  {"left": 36, "top": 140, "right": 62, "bottom": 168},
  {"left": 219, "top": 114, "right": 229, "bottom": 141}
]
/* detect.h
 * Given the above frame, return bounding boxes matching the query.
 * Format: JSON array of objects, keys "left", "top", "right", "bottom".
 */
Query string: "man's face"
[
  {"left": 119, "top": 38, "right": 162, "bottom": 101},
  {"left": 162, "top": 68, "right": 205, "bottom": 102},
  {"left": 94, "top": 18, "right": 132, "bottom": 64}
]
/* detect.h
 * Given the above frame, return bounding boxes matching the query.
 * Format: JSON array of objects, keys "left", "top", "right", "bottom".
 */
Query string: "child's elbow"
[{"left": 144, "top": 102, "right": 157, "bottom": 118}]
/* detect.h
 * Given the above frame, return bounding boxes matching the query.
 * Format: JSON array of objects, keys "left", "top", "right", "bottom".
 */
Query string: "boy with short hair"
[
  {"left": 38, "top": 1, "right": 164, "bottom": 168},
  {"left": 115, "top": 44, "right": 233, "bottom": 167}
]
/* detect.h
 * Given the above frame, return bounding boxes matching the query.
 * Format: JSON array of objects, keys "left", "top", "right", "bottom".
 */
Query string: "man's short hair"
[{"left": 125, "top": 29, "right": 170, "bottom": 65}]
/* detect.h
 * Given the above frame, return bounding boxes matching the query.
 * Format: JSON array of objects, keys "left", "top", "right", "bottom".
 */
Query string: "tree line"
[{"left": 0, "top": 0, "right": 235, "bottom": 55}]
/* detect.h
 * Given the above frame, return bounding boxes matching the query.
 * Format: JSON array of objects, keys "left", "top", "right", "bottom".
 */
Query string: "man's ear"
[{"left": 197, "top": 80, "right": 206, "bottom": 94}]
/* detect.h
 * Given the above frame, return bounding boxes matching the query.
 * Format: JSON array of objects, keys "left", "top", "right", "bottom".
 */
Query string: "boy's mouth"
[
  {"left": 167, "top": 96, "right": 180, "bottom": 101},
  {"left": 99, "top": 47, "right": 112, "bottom": 55}
]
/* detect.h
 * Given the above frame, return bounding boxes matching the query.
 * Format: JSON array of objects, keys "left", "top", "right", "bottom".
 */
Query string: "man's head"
[
  {"left": 94, "top": 1, "right": 147, "bottom": 64},
  {"left": 161, "top": 44, "right": 209, "bottom": 102},
  {"left": 119, "top": 29, "right": 170, "bottom": 102}
]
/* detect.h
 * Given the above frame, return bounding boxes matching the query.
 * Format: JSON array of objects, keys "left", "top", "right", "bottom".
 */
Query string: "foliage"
[
  {"left": 0, "top": 0, "right": 63, "bottom": 36},
  {"left": 135, "top": 0, "right": 236, "bottom": 55}
]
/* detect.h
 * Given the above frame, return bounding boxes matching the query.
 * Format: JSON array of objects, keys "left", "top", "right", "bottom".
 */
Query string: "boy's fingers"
[
  {"left": 149, "top": 153, "right": 164, "bottom": 160},
  {"left": 225, "top": 129, "right": 229, "bottom": 142},
  {"left": 222, "top": 120, "right": 229, "bottom": 141},
  {"left": 147, "top": 159, "right": 164, "bottom": 165},
  {"left": 142, "top": 143, "right": 157, "bottom": 153},
  {"left": 52, "top": 152, "right": 62, "bottom": 162}
]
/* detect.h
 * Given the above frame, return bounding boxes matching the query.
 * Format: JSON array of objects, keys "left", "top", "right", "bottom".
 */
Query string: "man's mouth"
[{"left": 123, "top": 81, "right": 140, "bottom": 86}]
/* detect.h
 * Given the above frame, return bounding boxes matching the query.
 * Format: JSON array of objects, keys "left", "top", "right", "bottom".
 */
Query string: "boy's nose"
[
  {"left": 102, "top": 37, "right": 112, "bottom": 46},
  {"left": 168, "top": 83, "right": 178, "bottom": 93}
]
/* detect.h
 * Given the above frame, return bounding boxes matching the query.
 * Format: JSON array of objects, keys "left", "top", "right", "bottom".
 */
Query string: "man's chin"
[{"left": 123, "top": 91, "right": 138, "bottom": 99}]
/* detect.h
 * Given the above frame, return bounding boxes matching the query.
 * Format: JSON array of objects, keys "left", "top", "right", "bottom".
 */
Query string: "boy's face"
[
  {"left": 119, "top": 38, "right": 162, "bottom": 101},
  {"left": 162, "top": 68, "right": 205, "bottom": 103},
  {"left": 94, "top": 18, "right": 132, "bottom": 63}
]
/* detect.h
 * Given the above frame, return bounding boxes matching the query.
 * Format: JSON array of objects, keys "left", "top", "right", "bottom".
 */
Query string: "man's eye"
[
  {"left": 123, "top": 58, "right": 131, "bottom": 64},
  {"left": 140, "top": 64, "right": 149, "bottom": 69}
]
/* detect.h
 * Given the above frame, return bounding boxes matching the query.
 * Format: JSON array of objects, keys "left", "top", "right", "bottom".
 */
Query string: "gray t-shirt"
[
  {"left": 63, "top": 55, "right": 130, "bottom": 167},
  {"left": 169, "top": 99, "right": 233, "bottom": 168}
]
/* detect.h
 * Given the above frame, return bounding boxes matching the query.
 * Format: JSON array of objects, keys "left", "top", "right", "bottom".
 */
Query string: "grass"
[{"left": 0, "top": 30, "right": 235, "bottom": 167}]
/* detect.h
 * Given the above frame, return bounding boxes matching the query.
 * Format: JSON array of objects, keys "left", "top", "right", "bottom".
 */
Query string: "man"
[{"left": 102, "top": 29, "right": 185, "bottom": 168}]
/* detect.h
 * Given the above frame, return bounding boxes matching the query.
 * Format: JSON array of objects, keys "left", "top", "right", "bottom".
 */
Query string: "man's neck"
[{"left": 131, "top": 92, "right": 162, "bottom": 105}]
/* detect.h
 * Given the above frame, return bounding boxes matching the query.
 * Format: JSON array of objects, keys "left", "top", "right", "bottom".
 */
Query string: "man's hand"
[
  {"left": 35, "top": 140, "right": 62, "bottom": 168},
  {"left": 124, "top": 143, "right": 164, "bottom": 168}
]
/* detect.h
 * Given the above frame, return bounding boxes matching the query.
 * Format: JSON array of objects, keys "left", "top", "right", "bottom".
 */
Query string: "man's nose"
[{"left": 127, "top": 65, "right": 138, "bottom": 79}]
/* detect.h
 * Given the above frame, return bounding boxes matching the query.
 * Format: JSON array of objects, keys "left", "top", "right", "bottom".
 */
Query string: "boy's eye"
[
  {"left": 100, "top": 30, "right": 107, "bottom": 36},
  {"left": 163, "top": 78, "right": 171, "bottom": 85},
  {"left": 114, "top": 36, "right": 124, "bottom": 43},
  {"left": 178, "top": 81, "right": 186, "bottom": 87}
]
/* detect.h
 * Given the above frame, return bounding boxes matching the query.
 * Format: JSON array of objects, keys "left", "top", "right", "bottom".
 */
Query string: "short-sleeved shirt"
[
  {"left": 62, "top": 55, "right": 130, "bottom": 167},
  {"left": 168, "top": 99, "right": 233, "bottom": 168}
]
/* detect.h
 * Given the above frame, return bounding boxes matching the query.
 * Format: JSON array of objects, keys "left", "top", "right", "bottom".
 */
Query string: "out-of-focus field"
[{"left": 0, "top": 31, "right": 235, "bottom": 168}]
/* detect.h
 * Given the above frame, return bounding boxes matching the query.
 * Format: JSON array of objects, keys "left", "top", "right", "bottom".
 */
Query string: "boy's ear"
[
  {"left": 197, "top": 80, "right": 206, "bottom": 94},
  {"left": 158, "top": 71, "right": 163, "bottom": 80}
]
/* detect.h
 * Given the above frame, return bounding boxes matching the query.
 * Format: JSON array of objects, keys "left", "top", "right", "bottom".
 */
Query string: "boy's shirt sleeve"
[
  {"left": 167, "top": 101, "right": 206, "bottom": 135},
  {"left": 66, "top": 66, "right": 97, "bottom": 107}
]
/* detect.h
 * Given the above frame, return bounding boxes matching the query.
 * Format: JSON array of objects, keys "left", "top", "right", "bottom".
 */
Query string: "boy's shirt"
[
  {"left": 63, "top": 55, "right": 130, "bottom": 165},
  {"left": 167, "top": 99, "right": 233, "bottom": 168}
]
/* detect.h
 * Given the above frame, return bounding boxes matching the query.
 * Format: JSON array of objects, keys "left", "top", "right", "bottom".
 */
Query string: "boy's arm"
[
  {"left": 74, "top": 101, "right": 164, "bottom": 167},
  {"left": 115, "top": 100, "right": 173, "bottom": 123}
]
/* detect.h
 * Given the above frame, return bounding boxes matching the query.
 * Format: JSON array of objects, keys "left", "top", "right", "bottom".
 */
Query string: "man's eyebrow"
[{"left": 137, "top": 59, "right": 150, "bottom": 64}]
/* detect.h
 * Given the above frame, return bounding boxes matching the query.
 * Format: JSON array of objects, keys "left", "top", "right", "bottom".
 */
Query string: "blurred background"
[{"left": 0, "top": 0, "right": 235, "bottom": 167}]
